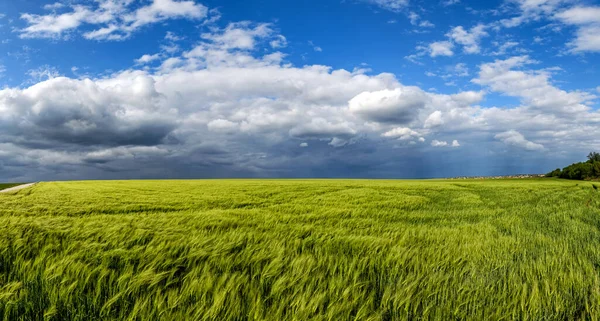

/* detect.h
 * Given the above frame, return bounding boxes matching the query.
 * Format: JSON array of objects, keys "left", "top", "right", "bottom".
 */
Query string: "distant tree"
[
  {"left": 549, "top": 152, "right": 600, "bottom": 181},
  {"left": 593, "top": 161, "right": 600, "bottom": 177},
  {"left": 560, "top": 162, "right": 593, "bottom": 180},
  {"left": 545, "top": 168, "right": 561, "bottom": 177},
  {"left": 588, "top": 152, "right": 600, "bottom": 163}
]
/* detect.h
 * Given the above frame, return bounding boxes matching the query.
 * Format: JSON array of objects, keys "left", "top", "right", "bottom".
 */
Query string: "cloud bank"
[{"left": 2, "top": 0, "right": 599, "bottom": 180}]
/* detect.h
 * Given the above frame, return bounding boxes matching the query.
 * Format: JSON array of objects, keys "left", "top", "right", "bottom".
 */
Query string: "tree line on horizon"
[{"left": 546, "top": 152, "right": 600, "bottom": 180}]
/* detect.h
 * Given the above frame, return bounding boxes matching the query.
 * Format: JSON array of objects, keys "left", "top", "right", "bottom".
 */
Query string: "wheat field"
[{"left": 1, "top": 179, "right": 599, "bottom": 320}]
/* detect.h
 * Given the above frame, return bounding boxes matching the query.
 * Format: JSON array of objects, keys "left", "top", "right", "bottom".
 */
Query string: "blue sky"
[{"left": 0, "top": 0, "right": 599, "bottom": 180}]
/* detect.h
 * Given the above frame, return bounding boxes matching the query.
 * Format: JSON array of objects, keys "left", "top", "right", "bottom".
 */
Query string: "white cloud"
[
  {"left": 349, "top": 87, "right": 428, "bottom": 123},
  {"left": 43, "top": 2, "right": 66, "bottom": 10},
  {"left": 451, "top": 91, "right": 485, "bottom": 105},
  {"left": 135, "top": 54, "right": 162, "bottom": 65},
  {"left": 165, "top": 31, "right": 184, "bottom": 42},
  {"left": 446, "top": 24, "right": 488, "bottom": 54},
  {"left": 495, "top": 130, "right": 544, "bottom": 151},
  {"left": 201, "top": 22, "right": 273, "bottom": 50},
  {"left": 127, "top": 0, "right": 207, "bottom": 29},
  {"left": 442, "top": 0, "right": 460, "bottom": 6},
  {"left": 207, "top": 119, "right": 239, "bottom": 133},
  {"left": 27, "top": 65, "right": 61, "bottom": 82},
  {"left": 201, "top": 8, "right": 222, "bottom": 26},
  {"left": 430, "top": 139, "right": 460, "bottom": 147},
  {"left": 500, "top": 0, "right": 569, "bottom": 28},
  {"left": 19, "top": 0, "right": 208, "bottom": 40},
  {"left": 424, "top": 111, "right": 444, "bottom": 128},
  {"left": 429, "top": 41, "right": 454, "bottom": 57},
  {"left": 567, "top": 25, "right": 600, "bottom": 53},
  {"left": 408, "top": 12, "right": 434, "bottom": 28},
  {"left": 555, "top": 6, "right": 600, "bottom": 53},
  {"left": 360, "top": 0, "right": 409, "bottom": 12},
  {"left": 555, "top": 6, "right": 600, "bottom": 25},
  {"left": 270, "top": 35, "right": 287, "bottom": 49},
  {"left": 422, "top": 24, "right": 487, "bottom": 59},
  {"left": 473, "top": 56, "right": 595, "bottom": 114},
  {"left": 329, "top": 137, "right": 354, "bottom": 147},
  {"left": 308, "top": 41, "right": 322, "bottom": 52},
  {"left": 83, "top": 25, "right": 122, "bottom": 40},
  {"left": 381, "top": 127, "right": 423, "bottom": 141},
  {"left": 454, "top": 63, "right": 469, "bottom": 76},
  {"left": 300, "top": 142, "right": 308, "bottom": 147},
  {"left": 409, "top": 12, "right": 419, "bottom": 25},
  {"left": 431, "top": 140, "right": 448, "bottom": 147},
  {"left": 20, "top": 6, "right": 93, "bottom": 39},
  {"left": 492, "top": 41, "right": 520, "bottom": 56}
]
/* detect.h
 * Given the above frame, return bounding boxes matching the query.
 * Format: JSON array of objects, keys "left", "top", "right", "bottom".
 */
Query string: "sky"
[{"left": 0, "top": 0, "right": 599, "bottom": 181}]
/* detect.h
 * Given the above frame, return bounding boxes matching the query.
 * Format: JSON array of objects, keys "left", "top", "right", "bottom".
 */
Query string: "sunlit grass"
[{"left": 1, "top": 179, "right": 599, "bottom": 320}]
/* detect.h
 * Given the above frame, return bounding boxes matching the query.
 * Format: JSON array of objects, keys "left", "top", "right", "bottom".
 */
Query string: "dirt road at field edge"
[{"left": 0, "top": 183, "right": 36, "bottom": 193}]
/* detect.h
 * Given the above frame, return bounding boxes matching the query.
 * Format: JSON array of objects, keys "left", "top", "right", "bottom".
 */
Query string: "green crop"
[
  {"left": 0, "top": 184, "right": 23, "bottom": 191},
  {"left": 0, "top": 179, "right": 599, "bottom": 320}
]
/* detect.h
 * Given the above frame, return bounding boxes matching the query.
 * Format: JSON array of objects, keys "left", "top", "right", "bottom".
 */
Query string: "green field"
[
  {"left": 0, "top": 184, "right": 23, "bottom": 191},
  {"left": 1, "top": 179, "right": 600, "bottom": 320}
]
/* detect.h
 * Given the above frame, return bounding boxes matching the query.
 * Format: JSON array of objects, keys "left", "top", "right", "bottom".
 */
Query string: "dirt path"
[{"left": 0, "top": 183, "right": 36, "bottom": 193}]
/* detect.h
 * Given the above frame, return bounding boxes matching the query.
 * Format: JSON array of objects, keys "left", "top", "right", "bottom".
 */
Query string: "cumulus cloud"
[
  {"left": 270, "top": 35, "right": 287, "bottom": 49},
  {"left": 201, "top": 22, "right": 273, "bottom": 50},
  {"left": 431, "top": 139, "right": 460, "bottom": 147},
  {"left": 381, "top": 127, "right": 423, "bottom": 141},
  {"left": 349, "top": 87, "right": 428, "bottom": 123},
  {"left": 20, "top": 6, "right": 92, "bottom": 39},
  {"left": 555, "top": 6, "right": 600, "bottom": 53},
  {"left": 424, "top": 111, "right": 444, "bottom": 128},
  {"left": 500, "top": 0, "right": 569, "bottom": 28},
  {"left": 451, "top": 91, "right": 485, "bottom": 105},
  {"left": 492, "top": 41, "right": 520, "bottom": 56},
  {"left": 0, "top": 74, "right": 176, "bottom": 148},
  {"left": 408, "top": 12, "right": 434, "bottom": 28},
  {"left": 360, "top": 0, "right": 409, "bottom": 12},
  {"left": 2, "top": 15, "right": 600, "bottom": 180},
  {"left": 473, "top": 56, "right": 595, "bottom": 114},
  {"left": 19, "top": 0, "right": 208, "bottom": 40},
  {"left": 492, "top": 1, "right": 600, "bottom": 54},
  {"left": 453, "top": 63, "right": 470, "bottom": 77},
  {"left": 429, "top": 41, "right": 454, "bottom": 57},
  {"left": 495, "top": 130, "right": 545, "bottom": 151},
  {"left": 424, "top": 24, "right": 487, "bottom": 58},
  {"left": 446, "top": 24, "right": 488, "bottom": 54},
  {"left": 431, "top": 140, "right": 448, "bottom": 147},
  {"left": 207, "top": 119, "right": 239, "bottom": 133},
  {"left": 136, "top": 53, "right": 162, "bottom": 64}
]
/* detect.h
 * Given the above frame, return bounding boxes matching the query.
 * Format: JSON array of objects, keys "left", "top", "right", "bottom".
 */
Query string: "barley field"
[{"left": 1, "top": 179, "right": 599, "bottom": 320}]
